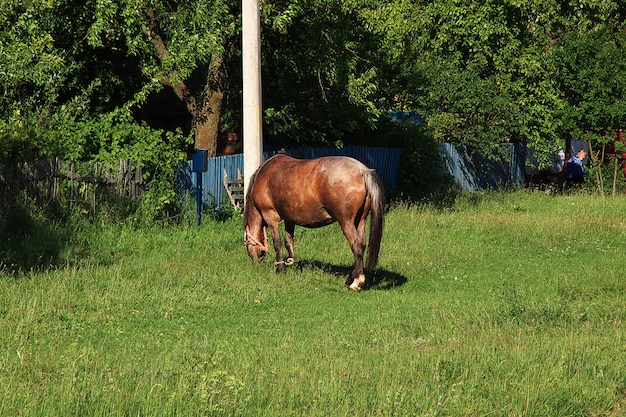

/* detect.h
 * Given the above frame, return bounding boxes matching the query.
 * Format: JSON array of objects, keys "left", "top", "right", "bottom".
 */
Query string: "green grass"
[{"left": 2, "top": 192, "right": 626, "bottom": 416}]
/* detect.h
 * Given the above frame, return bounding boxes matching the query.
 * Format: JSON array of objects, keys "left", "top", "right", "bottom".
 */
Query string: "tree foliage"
[
  {"left": 86, "top": 0, "right": 240, "bottom": 156},
  {"left": 0, "top": 0, "right": 72, "bottom": 160},
  {"left": 353, "top": 0, "right": 626, "bottom": 167},
  {"left": 261, "top": 0, "right": 387, "bottom": 145},
  {"left": 1, "top": 0, "right": 626, "bottom": 191},
  {"left": 558, "top": 27, "right": 626, "bottom": 142}
]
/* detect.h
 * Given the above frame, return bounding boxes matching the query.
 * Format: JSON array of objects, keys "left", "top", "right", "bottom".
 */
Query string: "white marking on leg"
[{"left": 349, "top": 274, "right": 366, "bottom": 292}]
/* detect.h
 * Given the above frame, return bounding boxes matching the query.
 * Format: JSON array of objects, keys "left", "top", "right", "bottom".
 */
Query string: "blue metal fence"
[
  {"left": 266, "top": 146, "right": 404, "bottom": 193},
  {"left": 441, "top": 143, "right": 525, "bottom": 191},
  {"left": 178, "top": 143, "right": 526, "bottom": 210},
  {"left": 181, "top": 146, "right": 404, "bottom": 209}
]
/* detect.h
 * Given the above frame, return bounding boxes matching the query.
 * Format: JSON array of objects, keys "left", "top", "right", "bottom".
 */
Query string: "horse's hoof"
[
  {"left": 274, "top": 262, "right": 286, "bottom": 273},
  {"left": 347, "top": 274, "right": 366, "bottom": 292}
]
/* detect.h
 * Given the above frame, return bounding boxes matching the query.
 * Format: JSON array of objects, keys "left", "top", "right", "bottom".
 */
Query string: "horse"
[{"left": 242, "top": 153, "right": 385, "bottom": 291}]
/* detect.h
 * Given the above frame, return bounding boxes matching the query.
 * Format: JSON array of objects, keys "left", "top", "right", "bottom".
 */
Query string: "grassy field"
[{"left": 1, "top": 192, "right": 626, "bottom": 416}]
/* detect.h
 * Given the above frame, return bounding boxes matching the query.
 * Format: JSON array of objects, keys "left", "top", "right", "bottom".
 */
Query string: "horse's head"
[
  {"left": 244, "top": 223, "right": 268, "bottom": 260},
  {"left": 242, "top": 165, "right": 272, "bottom": 261}
]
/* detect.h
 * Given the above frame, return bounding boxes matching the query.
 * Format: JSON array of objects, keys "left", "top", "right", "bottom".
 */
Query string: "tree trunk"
[
  {"left": 193, "top": 54, "right": 225, "bottom": 157},
  {"left": 588, "top": 138, "right": 604, "bottom": 196},
  {"left": 194, "top": 91, "right": 222, "bottom": 157},
  {"left": 144, "top": 10, "right": 228, "bottom": 157}
]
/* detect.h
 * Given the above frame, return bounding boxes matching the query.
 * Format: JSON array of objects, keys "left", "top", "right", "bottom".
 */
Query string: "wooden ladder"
[{"left": 223, "top": 169, "right": 245, "bottom": 210}]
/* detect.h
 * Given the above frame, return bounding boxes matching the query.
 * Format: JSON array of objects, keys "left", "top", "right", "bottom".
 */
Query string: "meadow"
[{"left": 1, "top": 191, "right": 626, "bottom": 416}]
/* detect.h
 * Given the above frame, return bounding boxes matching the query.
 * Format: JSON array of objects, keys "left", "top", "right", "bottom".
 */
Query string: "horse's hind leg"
[
  {"left": 338, "top": 220, "right": 367, "bottom": 291},
  {"left": 284, "top": 221, "right": 296, "bottom": 266}
]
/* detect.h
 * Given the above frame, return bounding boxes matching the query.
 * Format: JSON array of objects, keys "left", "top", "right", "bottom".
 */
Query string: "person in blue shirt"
[{"left": 566, "top": 148, "right": 588, "bottom": 184}]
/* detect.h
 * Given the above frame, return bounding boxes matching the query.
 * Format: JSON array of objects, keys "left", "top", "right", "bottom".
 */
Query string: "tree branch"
[{"left": 142, "top": 5, "right": 197, "bottom": 115}]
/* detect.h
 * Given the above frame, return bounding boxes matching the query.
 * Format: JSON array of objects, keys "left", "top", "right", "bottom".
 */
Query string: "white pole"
[{"left": 242, "top": 0, "right": 263, "bottom": 199}]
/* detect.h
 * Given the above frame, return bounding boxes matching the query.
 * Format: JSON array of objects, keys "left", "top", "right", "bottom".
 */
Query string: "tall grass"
[{"left": 1, "top": 192, "right": 626, "bottom": 416}]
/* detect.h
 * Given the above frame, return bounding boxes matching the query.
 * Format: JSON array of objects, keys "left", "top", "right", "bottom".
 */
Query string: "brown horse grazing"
[{"left": 243, "top": 153, "right": 385, "bottom": 291}]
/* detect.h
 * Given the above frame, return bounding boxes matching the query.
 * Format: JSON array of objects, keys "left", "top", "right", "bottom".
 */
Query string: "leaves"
[
  {"left": 558, "top": 27, "right": 626, "bottom": 142},
  {"left": 2, "top": 0, "right": 626, "bottom": 175},
  {"left": 261, "top": 0, "right": 390, "bottom": 144},
  {"left": 352, "top": 0, "right": 625, "bottom": 166}
]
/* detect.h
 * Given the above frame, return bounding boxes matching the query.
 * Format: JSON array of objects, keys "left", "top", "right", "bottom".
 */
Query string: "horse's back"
[
  {"left": 259, "top": 154, "right": 367, "bottom": 187},
  {"left": 251, "top": 154, "right": 369, "bottom": 227}
]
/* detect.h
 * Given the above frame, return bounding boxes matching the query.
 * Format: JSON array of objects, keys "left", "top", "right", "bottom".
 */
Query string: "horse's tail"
[{"left": 363, "top": 169, "right": 385, "bottom": 271}]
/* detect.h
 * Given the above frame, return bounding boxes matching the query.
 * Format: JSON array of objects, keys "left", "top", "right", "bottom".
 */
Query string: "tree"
[
  {"left": 261, "top": 0, "right": 389, "bottom": 146},
  {"left": 557, "top": 11, "right": 626, "bottom": 142},
  {"left": 0, "top": 0, "right": 72, "bottom": 160},
  {"left": 0, "top": 0, "right": 154, "bottom": 162},
  {"left": 356, "top": 0, "right": 569, "bottom": 163},
  {"left": 4, "top": 0, "right": 625, "bottom": 183},
  {"left": 87, "top": 0, "right": 240, "bottom": 156},
  {"left": 1, "top": 0, "right": 398, "bottom": 159},
  {"left": 557, "top": 15, "right": 626, "bottom": 193},
  {"left": 87, "top": 0, "right": 394, "bottom": 153}
]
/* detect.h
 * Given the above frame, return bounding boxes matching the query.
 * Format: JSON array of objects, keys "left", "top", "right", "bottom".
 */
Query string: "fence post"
[{"left": 192, "top": 150, "right": 208, "bottom": 225}]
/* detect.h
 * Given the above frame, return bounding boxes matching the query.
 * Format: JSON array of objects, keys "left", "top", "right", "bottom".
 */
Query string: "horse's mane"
[
  {"left": 242, "top": 155, "right": 278, "bottom": 229},
  {"left": 241, "top": 168, "right": 259, "bottom": 229}
]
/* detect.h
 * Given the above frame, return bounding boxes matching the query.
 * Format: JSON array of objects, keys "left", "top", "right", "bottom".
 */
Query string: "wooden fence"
[
  {"left": 0, "top": 159, "right": 144, "bottom": 213},
  {"left": 2, "top": 143, "right": 527, "bottom": 215}
]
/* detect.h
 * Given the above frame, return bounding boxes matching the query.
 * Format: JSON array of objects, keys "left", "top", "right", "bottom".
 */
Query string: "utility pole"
[{"left": 242, "top": 0, "right": 263, "bottom": 198}]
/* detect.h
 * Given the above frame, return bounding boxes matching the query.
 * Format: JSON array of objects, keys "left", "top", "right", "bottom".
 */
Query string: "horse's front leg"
[
  {"left": 284, "top": 221, "right": 296, "bottom": 266},
  {"left": 267, "top": 220, "right": 286, "bottom": 273}
]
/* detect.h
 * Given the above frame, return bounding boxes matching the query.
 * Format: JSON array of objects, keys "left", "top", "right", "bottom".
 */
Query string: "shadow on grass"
[
  {"left": 0, "top": 203, "right": 66, "bottom": 276},
  {"left": 295, "top": 259, "right": 407, "bottom": 290}
]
